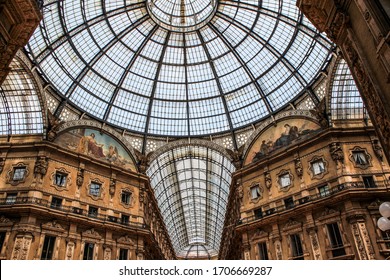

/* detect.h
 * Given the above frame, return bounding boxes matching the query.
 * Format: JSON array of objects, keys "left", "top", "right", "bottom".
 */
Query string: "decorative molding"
[
  {"left": 148, "top": 138, "right": 234, "bottom": 164},
  {"left": 119, "top": 187, "right": 135, "bottom": 209},
  {"left": 248, "top": 182, "right": 263, "bottom": 203},
  {"left": 81, "top": 228, "right": 102, "bottom": 240},
  {"left": 308, "top": 155, "right": 328, "bottom": 180},
  {"left": 348, "top": 146, "right": 372, "bottom": 169},
  {"left": 308, "top": 229, "right": 322, "bottom": 260},
  {"left": 50, "top": 167, "right": 72, "bottom": 192},
  {"left": 117, "top": 235, "right": 135, "bottom": 245},
  {"left": 282, "top": 219, "right": 302, "bottom": 232},
  {"left": 41, "top": 220, "right": 66, "bottom": 232},
  {"left": 6, "top": 162, "right": 29, "bottom": 186},
  {"left": 86, "top": 178, "right": 105, "bottom": 201}
]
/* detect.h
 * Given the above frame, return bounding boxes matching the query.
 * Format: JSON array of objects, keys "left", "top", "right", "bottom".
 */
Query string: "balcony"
[
  {"left": 238, "top": 181, "right": 387, "bottom": 225},
  {"left": 0, "top": 196, "right": 147, "bottom": 230}
]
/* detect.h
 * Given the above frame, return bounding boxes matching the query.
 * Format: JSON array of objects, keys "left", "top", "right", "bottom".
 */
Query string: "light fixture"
[{"left": 377, "top": 201, "right": 390, "bottom": 231}]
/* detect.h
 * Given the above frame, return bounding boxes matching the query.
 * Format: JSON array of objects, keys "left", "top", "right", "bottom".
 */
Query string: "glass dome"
[{"left": 26, "top": 0, "right": 333, "bottom": 137}]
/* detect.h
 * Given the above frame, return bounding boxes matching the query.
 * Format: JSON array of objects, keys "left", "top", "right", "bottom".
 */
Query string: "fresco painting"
[
  {"left": 245, "top": 119, "right": 321, "bottom": 165},
  {"left": 55, "top": 128, "right": 136, "bottom": 171}
]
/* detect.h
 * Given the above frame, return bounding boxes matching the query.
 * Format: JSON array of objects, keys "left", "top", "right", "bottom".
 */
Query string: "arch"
[
  {"left": 0, "top": 52, "right": 46, "bottom": 137},
  {"left": 53, "top": 119, "right": 138, "bottom": 172},
  {"left": 146, "top": 143, "right": 236, "bottom": 258},
  {"left": 242, "top": 110, "right": 320, "bottom": 165}
]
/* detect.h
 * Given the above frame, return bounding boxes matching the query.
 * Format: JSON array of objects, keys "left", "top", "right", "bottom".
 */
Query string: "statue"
[
  {"left": 329, "top": 142, "right": 344, "bottom": 163},
  {"left": 34, "top": 156, "right": 48, "bottom": 178},
  {"left": 109, "top": 178, "right": 116, "bottom": 196},
  {"left": 225, "top": 145, "right": 245, "bottom": 169},
  {"left": 264, "top": 172, "right": 272, "bottom": 190},
  {"left": 372, "top": 139, "right": 383, "bottom": 161},
  {"left": 134, "top": 150, "right": 153, "bottom": 174},
  {"left": 47, "top": 111, "right": 65, "bottom": 141},
  {"left": 294, "top": 157, "right": 303, "bottom": 178},
  {"left": 76, "top": 168, "right": 84, "bottom": 187}
]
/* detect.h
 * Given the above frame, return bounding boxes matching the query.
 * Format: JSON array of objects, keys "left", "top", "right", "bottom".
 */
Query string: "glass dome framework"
[{"left": 26, "top": 0, "right": 333, "bottom": 138}]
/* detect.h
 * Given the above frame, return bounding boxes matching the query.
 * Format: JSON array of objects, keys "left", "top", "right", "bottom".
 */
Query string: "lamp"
[{"left": 377, "top": 201, "right": 390, "bottom": 231}]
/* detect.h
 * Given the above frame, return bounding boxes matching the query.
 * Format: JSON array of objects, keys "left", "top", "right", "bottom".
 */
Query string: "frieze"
[
  {"left": 243, "top": 110, "right": 318, "bottom": 157},
  {"left": 55, "top": 120, "right": 138, "bottom": 166}
]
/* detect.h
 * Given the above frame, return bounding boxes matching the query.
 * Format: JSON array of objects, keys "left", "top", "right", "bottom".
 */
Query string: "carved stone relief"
[
  {"left": 308, "top": 229, "right": 322, "bottom": 260},
  {"left": 11, "top": 234, "right": 33, "bottom": 260},
  {"left": 65, "top": 241, "right": 75, "bottom": 260}
]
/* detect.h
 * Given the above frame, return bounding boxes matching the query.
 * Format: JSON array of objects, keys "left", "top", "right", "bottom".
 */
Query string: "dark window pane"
[
  {"left": 290, "top": 234, "right": 304, "bottom": 259},
  {"left": 119, "top": 248, "right": 128, "bottom": 260},
  {"left": 258, "top": 242, "right": 268, "bottom": 260},
  {"left": 83, "top": 243, "right": 94, "bottom": 260},
  {"left": 41, "top": 236, "right": 56, "bottom": 260}
]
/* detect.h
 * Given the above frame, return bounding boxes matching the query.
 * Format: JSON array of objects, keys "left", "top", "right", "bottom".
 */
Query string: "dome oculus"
[{"left": 146, "top": 0, "right": 218, "bottom": 32}]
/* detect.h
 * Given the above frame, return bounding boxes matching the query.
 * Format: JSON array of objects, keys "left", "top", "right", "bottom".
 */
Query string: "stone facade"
[
  {"left": 219, "top": 121, "right": 390, "bottom": 260},
  {"left": 0, "top": 138, "right": 175, "bottom": 260}
]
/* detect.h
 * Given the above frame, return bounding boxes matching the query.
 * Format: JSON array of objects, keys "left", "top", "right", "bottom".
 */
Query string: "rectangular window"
[
  {"left": 55, "top": 172, "right": 67, "bottom": 187},
  {"left": 88, "top": 206, "right": 98, "bottom": 218},
  {"left": 0, "top": 232, "right": 5, "bottom": 252},
  {"left": 290, "top": 234, "right": 304, "bottom": 259},
  {"left": 121, "top": 214, "right": 129, "bottom": 225},
  {"left": 5, "top": 193, "right": 17, "bottom": 204},
  {"left": 89, "top": 182, "right": 101, "bottom": 197},
  {"left": 318, "top": 185, "right": 330, "bottom": 197},
  {"left": 254, "top": 208, "right": 263, "bottom": 219},
  {"left": 121, "top": 191, "right": 132, "bottom": 205},
  {"left": 41, "top": 236, "right": 56, "bottom": 260},
  {"left": 83, "top": 243, "right": 94, "bottom": 260},
  {"left": 119, "top": 248, "right": 128, "bottom": 260},
  {"left": 284, "top": 197, "right": 295, "bottom": 209},
  {"left": 50, "top": 197, "right": 63, "bottom": 209},
  {"left": 258, "top": 242, "right": 268, "bottom": 260},
  {"left": 250, "top": 185, "right": 261, "bottom": 199},
  {"left": 381, "top": 230, "right": 390, "bottom": 249},
  {"left": 312, "top": 160, "right": 325, "bottom": 175},
  {"left": 326, "top": 223, "right": 346, "bottom": 257},
  {"left": 352, "top": 151, "right": 367, "bottom": 165},
  {"left": 13, "top": 167, "right": 26, "bottom": 181},
  {"left": 362, "top": 176, "right": 376, "bottom": 188}
]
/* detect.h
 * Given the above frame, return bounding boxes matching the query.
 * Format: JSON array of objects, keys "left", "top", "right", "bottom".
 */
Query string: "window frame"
[
  {"left": 249, "top": 183, "right": 262, "bottom": 200},
  {"left": 50, "top": 196, "right": 63, "bottom": 209},
  {"left": 5, "top": 193, "right": 17, "bottom": 204},
  {"left": 290, "top": 233, "right": 304, "bottom": 260},
  {"left": 349, "top": 147, "right": 371, "bottom": 169},
  {"left": 308, "top": 156, "right": 328, "bottom": 179},
  {"left": 88, "top": 206, "right": 98, "bottom": 218},
  {"left": 41, "top": 235, "right": 56, "bottom": 260},
  {"left": 318, "top": 185, "right": 330, "bottom": 197},
  {"left": 258, "top": 242, "right": 269, "bottom": 260},
  {"left": 326, "top": 222, "right": 346, "bottom": 258},
  {"left": 89, "top": 182, "right": 102, "bottom": 197},
  {"left": 83, "top": 242, "right": 95, "bottom": 260},
  {"left": 119, "top": 248, "right": 128, "bottom": 260}
]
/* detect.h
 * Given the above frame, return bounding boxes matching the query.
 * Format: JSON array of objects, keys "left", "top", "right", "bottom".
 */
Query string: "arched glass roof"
[
  {"left": 147, "top": 145, "right": 235, "bottom": 258},
  {"left": 26, "top": 0, "right": 333, "bottom": 137},
  {"left": 0, "top": 57, "right": 44, "bottom": 136}
]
